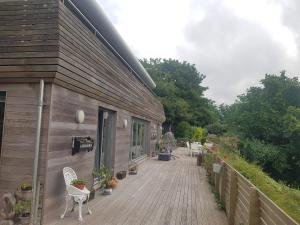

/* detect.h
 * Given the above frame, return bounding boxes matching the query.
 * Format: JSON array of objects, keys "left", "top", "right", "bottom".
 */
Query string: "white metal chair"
[
  {"left": 186, "top": 142, "right": 192, "bottom": 156},
  {"left": 61, "top": 167, "right": 92, "bottom": 222},
  {"left": 191, "top": 142, "right": 202, "bottom": 157}
]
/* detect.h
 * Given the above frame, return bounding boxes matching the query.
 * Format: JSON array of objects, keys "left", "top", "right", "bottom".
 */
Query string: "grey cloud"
[{"left": 178, "top": 0, "right": 298, "bottom": 104}]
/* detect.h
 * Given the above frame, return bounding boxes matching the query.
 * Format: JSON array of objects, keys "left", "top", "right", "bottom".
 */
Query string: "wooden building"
[{"left": 0, "top": 0, "right": 165, "bottom": 224}]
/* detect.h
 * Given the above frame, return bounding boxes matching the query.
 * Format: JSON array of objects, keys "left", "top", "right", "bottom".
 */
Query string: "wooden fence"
[{"left": 211, "top": 158, "right": 299, "bottom": 225}]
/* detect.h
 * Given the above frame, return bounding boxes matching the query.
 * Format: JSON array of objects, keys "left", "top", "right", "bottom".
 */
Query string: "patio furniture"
[
  {"left": 191, "top": 142, "right": 202, "bottom": 157},
  {"left": 61, "top": 167, "right": 92, "bottom": 222},
  {"left": 186, "top": 142, "right": 192, "bottom": 157}
]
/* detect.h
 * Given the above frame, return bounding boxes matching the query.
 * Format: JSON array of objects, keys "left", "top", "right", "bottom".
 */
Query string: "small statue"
[
  {"left": 161, "top": 131, "right": 176, "bottom": 154},
  {"left": 0, "top": 192, "right": 16, "bottom": 225}
]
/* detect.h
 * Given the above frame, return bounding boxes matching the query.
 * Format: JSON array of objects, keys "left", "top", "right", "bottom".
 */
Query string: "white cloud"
[{"left": 97, "top": 0, "right": 300, "bottom": 105}]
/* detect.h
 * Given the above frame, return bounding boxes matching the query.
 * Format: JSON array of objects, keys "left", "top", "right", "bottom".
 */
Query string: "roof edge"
[{"left": 66, "top": 0, "right": 156, "bottom": 89}]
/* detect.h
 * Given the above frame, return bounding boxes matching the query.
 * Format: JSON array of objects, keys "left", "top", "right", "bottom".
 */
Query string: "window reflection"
[{"left": 130, "top": 118, "right": 148, "bottom": 160}]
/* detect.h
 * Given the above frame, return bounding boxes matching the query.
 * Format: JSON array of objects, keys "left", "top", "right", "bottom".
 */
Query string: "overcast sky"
[{"left": 97, "top": 0, "right": 300, "bottom": 105}]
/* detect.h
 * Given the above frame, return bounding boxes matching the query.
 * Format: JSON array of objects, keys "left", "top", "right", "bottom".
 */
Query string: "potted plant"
[
  {"left": 93, "top": 166, "right": 114, "bottom": 195},
  {"left": 129, "top": 162, "right": 138, "bottom": 175},
  {"left": 14, "top": 200, "right": 31, "bottom": 225},
  {"left": 16, "top": 183, "right": 32, "bottom": 201},
  {"left": 71, "top": 179, "right": 87, "bottom": 190},
  {"left": 20, "top": 183, "right": 32, "bottom": 192}
]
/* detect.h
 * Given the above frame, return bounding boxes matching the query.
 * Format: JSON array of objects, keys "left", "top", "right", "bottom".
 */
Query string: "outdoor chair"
[
  {"left": 186, "top": 141, "right": 192, "bottom": 156},
  {"left": 61, "top": 167, "right": 92, "bottom": 222},
  {"left": 191, "top": 142, "right": 202, "bottom": 157}
]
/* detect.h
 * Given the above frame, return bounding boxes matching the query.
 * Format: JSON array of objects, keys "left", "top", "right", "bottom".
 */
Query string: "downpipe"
[{"left": 31, "top": 80, "right": 44, "bottom": 225}]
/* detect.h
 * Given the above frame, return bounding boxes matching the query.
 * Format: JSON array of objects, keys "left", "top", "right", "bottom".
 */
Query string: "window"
[
  {"left": 130, "top": 118, "right": 148, "bottom": 161},
  {"left": 0, "top": 92, "right": 6, "bottom": 155}
]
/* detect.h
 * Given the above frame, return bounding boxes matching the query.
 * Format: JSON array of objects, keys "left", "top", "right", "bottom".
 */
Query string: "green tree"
[
  {"left": 175, "top": 121, "right": 192, "bottom": 139},
  {"left": 141, "top": 58, "right": 218, "bottom": 133},
  {"left": 221, "top": 72, "right": 300, "bottom": 186}
]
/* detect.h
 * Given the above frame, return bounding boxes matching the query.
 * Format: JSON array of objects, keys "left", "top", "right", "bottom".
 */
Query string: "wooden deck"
[{"left": 49, "top": 148, "right": 228, "bottom": 225}]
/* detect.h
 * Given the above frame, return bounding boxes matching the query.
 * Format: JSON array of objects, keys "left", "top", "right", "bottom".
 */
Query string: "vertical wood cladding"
[
  {"left": 0, "top": 83, "right": 51, "bottom": 208},
  {"left": 0, "top": 0, "right": 59, "bottom": 83}
]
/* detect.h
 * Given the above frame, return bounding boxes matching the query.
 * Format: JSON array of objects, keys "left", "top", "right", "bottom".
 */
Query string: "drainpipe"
[{"left": 31, "top": 80, "right": 44, "bottom": 225}]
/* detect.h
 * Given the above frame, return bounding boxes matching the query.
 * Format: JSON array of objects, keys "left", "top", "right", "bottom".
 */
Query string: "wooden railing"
[{"left": 210, "top": 158, "right": 299, "bottom": 225}]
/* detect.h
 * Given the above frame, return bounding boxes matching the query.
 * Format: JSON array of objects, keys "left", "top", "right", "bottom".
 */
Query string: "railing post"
[
  {"left": 248, "top": 187, "right": 260, "bottom": 225},
  {"left": 219, "top": 165, "right": 227, "bottom": 203},
  {"left": 228, "top": 170, "right": 237, "bottom": 225}
]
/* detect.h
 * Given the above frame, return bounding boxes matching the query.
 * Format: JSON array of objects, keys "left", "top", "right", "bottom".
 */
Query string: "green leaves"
[
  {"left": 222, "top": 72, "right": 300, "bottom": 186},
  {"left": 141, "top": 58, "right": 218, "bottom": 132}
]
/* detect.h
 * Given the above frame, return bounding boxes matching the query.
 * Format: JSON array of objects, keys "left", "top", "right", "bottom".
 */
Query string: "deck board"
[{"left": 49, "top": 148, "right": 228, "bottom": 225}]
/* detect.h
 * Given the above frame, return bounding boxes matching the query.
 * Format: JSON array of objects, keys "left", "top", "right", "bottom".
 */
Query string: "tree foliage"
[
  {"left": 221, "top": 72, "right": 300, "bottom": 186},
  {"left": 141, "top": 58, "right": 218, "bottom": 134}
]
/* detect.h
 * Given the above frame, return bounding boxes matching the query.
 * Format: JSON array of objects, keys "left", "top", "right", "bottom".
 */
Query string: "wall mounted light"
[
  {"left": 123, "top": 119, "right": 128, "bottom": 128},
  {"left": 75, "top": 110, "right": 85, "bottom": 123},
  {"left": 103, "top": 111, "right": 109, "bottom": 120}
]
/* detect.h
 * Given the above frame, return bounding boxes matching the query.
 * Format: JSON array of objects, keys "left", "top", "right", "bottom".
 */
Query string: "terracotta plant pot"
[
  {"left": 109, "top": 180, "right": 117, "bottom": 189},
  {"left": 16, "top": 190, "right": 32, "bottom": 201},
  {"left": 73, "top": 184, "right": 85, "bottom": 190}
]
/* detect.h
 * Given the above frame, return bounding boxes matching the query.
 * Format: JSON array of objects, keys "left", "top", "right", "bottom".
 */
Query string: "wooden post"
[
  {"left": 228, "top": 170, "right": 237, "bottom": 225},
  {"left": 215, "top": 172, "right": 220, "bottom": 191},
  {"left": 248, "top": 187, "right": 260, "bottom": 225},
  {"left": 219, "top": 165, "right": 227, "bottom": 203}
]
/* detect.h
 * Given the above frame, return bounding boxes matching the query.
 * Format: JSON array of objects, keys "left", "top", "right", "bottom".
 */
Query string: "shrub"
[
  {"left": 216, "top": 144, "right": 300, "bottom": 223},
  {"left": 192, "top": 127, "right": 207, "bottom": 143},
  {"left": 205, "top": 123, "right": 226, "bottom": 135},
  {"left": 238, "top": 138, "right": 288, "bottom": 178},
  {"left": 175, "top": 121, "right": 192, "bottom": 139}
]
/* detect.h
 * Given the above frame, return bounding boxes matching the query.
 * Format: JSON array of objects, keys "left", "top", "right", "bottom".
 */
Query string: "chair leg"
[
  {"left": 86, "top": 194, "right": 92, "bottom": 215},
  {"left": 71, "top": 197, "right": 75, "bottom": 212},
  {"left": 60, "top": 195, "right": 70, "bottom": 219},
  {"left": 78, "top": 199, "right": 83, "bottom": 221}
]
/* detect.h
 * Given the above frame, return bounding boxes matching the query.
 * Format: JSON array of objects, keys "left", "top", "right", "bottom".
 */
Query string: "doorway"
[{"left": 95, "top": 108, "right": 115, "bottom": 172}]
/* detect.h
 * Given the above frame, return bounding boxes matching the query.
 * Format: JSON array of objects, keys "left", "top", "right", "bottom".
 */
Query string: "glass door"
[
  {"left": 95, "top": 108, "right": 114, "bottom": 172},
  {"left": 130, "top": 118, "right": 149, "bottom": 161}
]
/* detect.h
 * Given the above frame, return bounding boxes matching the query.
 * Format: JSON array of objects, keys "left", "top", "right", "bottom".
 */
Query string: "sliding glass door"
[{"left": 130, "top": 118, "right": 148, "bottom": 161}]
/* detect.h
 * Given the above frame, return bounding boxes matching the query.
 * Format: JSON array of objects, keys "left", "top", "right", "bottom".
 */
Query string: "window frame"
[
  {"left": 0, "top": 91, "right": 7, "bottom": 158},
  {"left": 130, "top": 117, "right": 149, "bottom": 161}
]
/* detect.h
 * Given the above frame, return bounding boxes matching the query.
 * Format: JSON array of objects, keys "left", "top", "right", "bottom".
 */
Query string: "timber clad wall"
[
  {"left": 56, "top": 1, "right": 165, "bottom": 122},
  {"left": 0, "top": 0, "right": 165, "bottom": 224},
  {"left": 0, "top": 0, "right": 59, "bottom": 83},
  {"left": 213, "top": 158, "right": 299, "bottom": 225},
  {"left": 0, "top": 83, "right": 51, "bottom": 208},
  {"left": 43, "top": 85, "right": 159, "bottom": 224},
  {"left": 43, "top": 84, "right": 97, "bottom": 223}
]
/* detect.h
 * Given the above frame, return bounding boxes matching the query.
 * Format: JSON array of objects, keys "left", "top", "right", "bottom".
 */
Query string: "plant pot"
[
  {"left": 102, "top": 188, "right": 112, "bottom": 195},
  {"left": 129, "top": 168, "right": 137, "bottom": 175},
  {"left": 19, "top": 215, "right": 30, "bottom": 225},
  {"left": 213, "top": 163, "right": 222, "bottom": 173},
  {"left": 72, "top": 184, "right": 85, "bottom": 190},
  {"left": 16, "top": 190, "right": 32, "bottom": 201},
  {"left": 110, "top": 180, "right": 117, "bottom": 189},
  {"left": 116, "top": 171, "right": 126, "bottom": 179}
]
